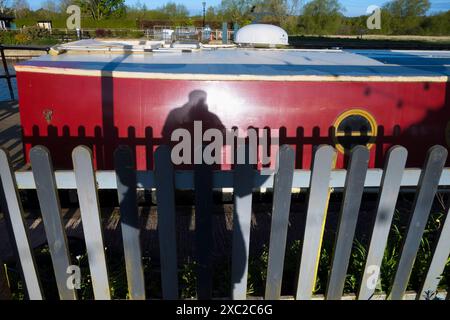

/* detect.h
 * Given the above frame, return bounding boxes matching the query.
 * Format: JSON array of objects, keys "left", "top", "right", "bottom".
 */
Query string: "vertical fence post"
[
  {"left": 30, "top": 146, "right": 77, "bottom": 300},
  {"left": 114, "top": 145, "right": 145, "bottom": 300},
  {"left": 194, "top": 162, "right": 213, "bottom": 299},
  {"left": 326, "top": 146, "right": 369, "bottom": 300},
  {"left": 389, "top": 145, "right": 447, "bottom": 300},
  {"left": 222, "top": 22, "right": 228, "bottom": 44},
  {"left": 154, "top": 145, "right": 179, "bottom": 299},
  {"left": 231, "top": 144, "right": 254, "bottom": 300},
  {"left": 72, "top": 146, "right": 111, "bottom": 300},
  {"left": 265, "top": 145, "right": 295, "bottom": 300},
  {"left": 0, "top": 148, "right": 43, "bottom": 299},
  {"left": 358, "top": 146, "right": 407, "bottom": 300},
  {"left": 296, "top": 145, "right": 336, "bottom": 300}
]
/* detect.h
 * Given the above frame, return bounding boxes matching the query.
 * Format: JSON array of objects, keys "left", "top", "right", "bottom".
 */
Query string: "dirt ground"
[{"left": 0, "top": 100, "right": 24, "bottom": 170}]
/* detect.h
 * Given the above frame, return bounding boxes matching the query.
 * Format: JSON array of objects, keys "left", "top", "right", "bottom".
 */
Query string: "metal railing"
[{"left": 0, "top": 45, "right": 50, "bottom": 100}]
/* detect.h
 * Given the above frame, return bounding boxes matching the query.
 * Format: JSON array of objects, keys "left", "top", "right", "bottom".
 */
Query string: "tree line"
[{"left": 0, "top": 0, "right": 449, "bottom": 35}]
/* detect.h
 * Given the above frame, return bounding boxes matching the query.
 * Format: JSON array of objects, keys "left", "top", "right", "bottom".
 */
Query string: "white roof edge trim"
[{"left": 14, "top": 65, "right": 449, "bottom": 82}]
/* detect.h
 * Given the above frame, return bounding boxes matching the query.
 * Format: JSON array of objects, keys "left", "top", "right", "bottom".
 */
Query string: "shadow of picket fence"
[{"left": 0, "top": 144, "right": 450, "bottom": 300}]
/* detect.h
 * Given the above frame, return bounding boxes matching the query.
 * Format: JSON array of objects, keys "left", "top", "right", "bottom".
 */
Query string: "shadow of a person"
[
  {"left": 162, "top": 89, "right": 225, "bottom": 148},
  {"left": 161, "top": 90, "right": 247, "bottom": 299}
]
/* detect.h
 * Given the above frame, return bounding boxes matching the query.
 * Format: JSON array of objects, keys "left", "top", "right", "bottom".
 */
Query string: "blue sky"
[{"left": 26, "top": 0, "right": 450, "bottom": 17}]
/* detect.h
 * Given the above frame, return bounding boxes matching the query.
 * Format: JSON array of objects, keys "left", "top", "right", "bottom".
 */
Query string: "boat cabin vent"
[{"left": 234, "top": 24, "right": 289, "bottom": 47}]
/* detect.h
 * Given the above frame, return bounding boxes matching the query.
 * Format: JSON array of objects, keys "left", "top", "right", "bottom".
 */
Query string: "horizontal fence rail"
[
  {"left": 12, "top": 169, "right": 450, "bottom": 190},
  {"left": 1, "top": 144, "right": 450, "bottom": 300}
]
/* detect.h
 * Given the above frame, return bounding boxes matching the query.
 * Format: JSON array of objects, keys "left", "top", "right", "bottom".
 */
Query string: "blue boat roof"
[{"left": 16, "top": 40, "right": 450, "bottom": 79}]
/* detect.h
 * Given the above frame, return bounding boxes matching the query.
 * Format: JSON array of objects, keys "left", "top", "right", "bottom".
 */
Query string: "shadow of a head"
[{"left": 162, "top": 90, "right": 225, "bottom": 144}]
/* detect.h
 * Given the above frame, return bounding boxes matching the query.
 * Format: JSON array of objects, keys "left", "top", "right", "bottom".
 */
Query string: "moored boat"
[{"left": 14, "top": 31, "right": 450, "bottom": 170}]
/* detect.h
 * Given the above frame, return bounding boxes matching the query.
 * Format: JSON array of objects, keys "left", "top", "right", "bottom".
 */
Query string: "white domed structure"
[{"left": 234, "top": 24, "right": 289, "bottom": 46}]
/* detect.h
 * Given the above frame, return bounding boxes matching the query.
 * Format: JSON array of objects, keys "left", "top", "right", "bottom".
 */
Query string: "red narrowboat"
[{"left": 14, "top": 36, "right": 450, "bottom": 170}]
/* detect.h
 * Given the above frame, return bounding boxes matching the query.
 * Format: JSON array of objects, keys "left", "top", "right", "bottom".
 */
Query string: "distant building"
[
  {"left": 37, "top": 20, "right": 52, "bottom": 31},
  {"left": 0, "top": 15, "right": 15, "bottom": 30}
]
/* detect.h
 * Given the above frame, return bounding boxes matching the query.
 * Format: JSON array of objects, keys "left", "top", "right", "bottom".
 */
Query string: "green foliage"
[
  {"left": 420, "top": 11, "right": 450, "bottom": 36},
  {"left": 12, "top": 0, "right": 30, "bottom": 18},
  {"left": 0, "top": 27, "right": 59, "bottom": 45},
  {"left": 0, "top": 31, "right": 20, "bottom": 45},
  {"left": 218, "top": 0, "right": 255, "bottom": 25},
  {"left": 345, "top": 239, "right": 367, "bottom": 293},
  {"left": 22, "top": 25, "right": 51, "bottom": 39},
  {"left": 124, "top": 30, "right": 144, "bottom": 39},
  {"left": 378, "top": 194, "right": 449, "bottom": 295},
  {"left": 2, "top": 0, "right": 449, "bottom": 36},
  {"left": 247, "top": 244, "right": 269, "bottom": 296},
  {"left": 297, "top": 0, "right": 344, "bottom": 35},
  {"left": 384, "top": 0, "right": 430, "bottom": 17},
  {"left": 314, "top": 239, "right": 331, "bottom": 294},
  {"left": 179, "top": 260, "right": 197, "bottom": 298},
  {"left": 158, "top": 2, "right": 189, "bottom": 21},
  {"left": 13, "top": 32, "right": 30, "bottom": 44}
]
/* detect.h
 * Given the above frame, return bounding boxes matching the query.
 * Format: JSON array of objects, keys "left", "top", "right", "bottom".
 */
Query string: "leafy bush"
[
  {"left": 95, "top": 29, "right": 113, "bottom": 38},
  {"left": 0, "top": 27, "right": 59, "bottom": 45},
  {"left": 22, "top": 26, "right": 51, "bottom": 40},
  {"left": 124, "top": 30, "right": 145, "bottom": 39},
  {"left": 0, "top": 31, "right": 19, "bottom": 45}
]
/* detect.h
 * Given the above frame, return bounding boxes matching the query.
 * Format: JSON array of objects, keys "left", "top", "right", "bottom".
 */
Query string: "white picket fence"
[{"left": 0, "top": 144, "right": 450, "bottom": 300}]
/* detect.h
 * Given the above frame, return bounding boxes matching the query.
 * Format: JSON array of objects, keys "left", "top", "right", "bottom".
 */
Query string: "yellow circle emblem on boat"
[{"left": 332, "top": 109, "right": 378, "bottom": 154}]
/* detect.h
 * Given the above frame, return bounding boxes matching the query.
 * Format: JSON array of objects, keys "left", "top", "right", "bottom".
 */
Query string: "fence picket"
[
  {"left": 231, "top": 145, "right": 254, "bottom": 300},
  {"left": 265, "top": 145, "right": 295, "bottom": 300},
  {"left": 326, "top": 146, "right": 369, "bottom": 300},
  {"left": 0, "top": 148, "right": 43, "bottom": 300},
  {"left": 30, "top": 146, "right": 77, "bottom": 300},
  {"left": 154, "top": 145, "right": 179, "bottom": 299},
  {"left": 194, "top": 162, "right": 213, "bottom": 299},
  {"left": 418, "top": 204, "right": 450, "bottom": 300},
  {"left": 357, "top": 146, "right": 407, "bottom": 300},
  {"left": 114, "top": 146, "right": 145, "bottom": 300},
  {"left": 389, "top": 145, "right": 448, "bottom": 300},
  {"left": 296, "top": 145, "right": 336, "bottom": 300},
  {"left": 72, "top": 146, "right": 111, "bottom": 300},
  {"left": 3, "top": 141, "right": 450, "bottom": 300}
]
